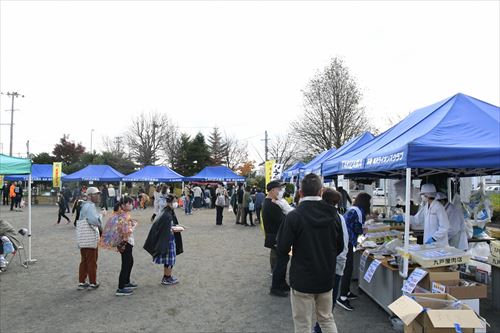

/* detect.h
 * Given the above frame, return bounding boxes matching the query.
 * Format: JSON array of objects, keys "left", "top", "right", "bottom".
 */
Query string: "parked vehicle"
[
  {"left": 373, "top": 188, "right": 385, "bottom": 196},
  {"left": 486, "top": 185, "right": 500, "bottom": 193}
]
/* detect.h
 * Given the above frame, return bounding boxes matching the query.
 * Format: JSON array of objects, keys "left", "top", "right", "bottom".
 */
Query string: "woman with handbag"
[
  {"left": 76, "top": 187, "right": 103, "bottom": 290},
  {"left": 242, "top": 186, "right": 255, "bottom": 227},
  {"left": 215, "top": 184, "right": 227, "bottom": 226},
  {"left": 115, "top": 197, "right": 138, "bottom": 296}
]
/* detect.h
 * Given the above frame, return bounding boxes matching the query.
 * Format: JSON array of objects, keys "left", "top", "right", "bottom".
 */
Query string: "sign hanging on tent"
[
  {"left": 271, "top": 163, "right": 283, "bottom": 181},
  {"left": 52, "top": 162, "right": 62, "bottom": 188}
]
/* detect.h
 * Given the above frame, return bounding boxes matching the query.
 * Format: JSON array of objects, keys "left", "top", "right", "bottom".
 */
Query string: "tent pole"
[
  {"left": 401, "top": 167, "right": 411, "bottom": 278},
  {"left": 27, "top": 173, "right": 37, "bottom": 264},
  {"left": 119, "top": 181, "right": 123, "bottom": 199}
]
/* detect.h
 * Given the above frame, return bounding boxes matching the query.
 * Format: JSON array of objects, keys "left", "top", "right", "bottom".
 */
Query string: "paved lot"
[{"left": 0, "top": 203, "right": 481, "bottom": 333}]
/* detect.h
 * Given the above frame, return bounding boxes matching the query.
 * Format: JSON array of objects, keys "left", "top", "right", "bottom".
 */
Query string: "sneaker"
[
  {"left": 347, "top": 291, "right": 358, "bottom": 300},
  {"left": 269, "top": 288, "right": 288, "bottom": 297},
  {"left": 336, "top": 298, "right": 354, "bottom": 311},
  {"left": 115, "top": 288, "right": 133, "bottom": 296},
  {"left": 161, "top": 276, "right": 179, "bottom": 286},
  {"left": 77, "top": 283, "right": 89, "bottom": 290},
  {"left": 124, "top": 282, "right": 138, "bottom": 290},
  {"left": 88, "top": 283, "right": 100, "bottom": 289}
]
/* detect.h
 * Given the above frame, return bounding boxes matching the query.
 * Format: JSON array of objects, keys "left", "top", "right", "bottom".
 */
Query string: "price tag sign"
[
  {"left": 431, "top": 282, "right": 447, "bottom": 294},
  {"left": 401, "top": 268, "right": 428, "bottom": 294},
  {"left": 359, "top": 250, "right": 370, "bottom": 272},
  {"left": 363, "top": 259, "right": 382, "bottom": 283}
]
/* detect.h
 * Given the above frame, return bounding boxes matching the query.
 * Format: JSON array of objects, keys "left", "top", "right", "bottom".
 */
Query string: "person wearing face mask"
[
  {"left": 144, "top": 194, "right": 182, "bottom": 286},
  {"left": 411, "top": 184, "right": 450, "bottom": 247},
  {"left": 435, "top": 192, "right": 471, "bottom": 251},
  {"left": 262, "top": 180, "right": 290, "bottom": 297}
]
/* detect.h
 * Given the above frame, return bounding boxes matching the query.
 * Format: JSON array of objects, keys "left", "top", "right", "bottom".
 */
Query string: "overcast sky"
[{"left": 1, "top": 1, "right": 499, "bottom": 164}]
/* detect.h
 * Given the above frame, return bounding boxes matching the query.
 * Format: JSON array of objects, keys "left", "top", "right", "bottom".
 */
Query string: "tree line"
[{"left": 31, "top": 56, "right": 376, "bottom": 176}]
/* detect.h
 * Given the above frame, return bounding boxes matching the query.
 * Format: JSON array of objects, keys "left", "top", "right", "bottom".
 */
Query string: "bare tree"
[
  {"left": 126, "top": 112, "right": 178, "bottom": 166},
  {"left": 223, "top": 135, "right": 248, "bottom": 170},
  {"left": 291, "top": 57, "right": 374, "bottom": 153},
  {"left": 102, "top": 135, "right": 125, "bottom": 154},
  {"left": 269, "top": 133, "right": 303, "bottom": 169}
]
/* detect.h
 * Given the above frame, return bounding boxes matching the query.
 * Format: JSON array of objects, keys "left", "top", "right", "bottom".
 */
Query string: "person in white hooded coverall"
[
  {"left": 411, "top": 184, "right": 450, "bottom": 247},
  {"left": 435, "top": 192, "right": 471, "bottom": 251}
]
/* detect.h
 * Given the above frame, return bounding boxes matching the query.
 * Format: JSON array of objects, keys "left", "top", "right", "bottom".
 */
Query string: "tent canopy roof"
[
  {"left": 4, "top": 164, "right": 65, "bottom": 181},
  {"left": 0, "top": 154, "right": 32, "bottom": 175},
  {"left": 185, "top": 166, "right": 245, "bottom": 182},
  {"left": 322, "top": 93, "right": 500, "bottom": 178},
  {"left": 62, "top": 165, "right": 124, "bottom": 182},
  {"left": 282, "top": 161, "right": 305, "bottom": 179},
  {"left": 122, "top": 165, "right": 184, "bottom": 182}
]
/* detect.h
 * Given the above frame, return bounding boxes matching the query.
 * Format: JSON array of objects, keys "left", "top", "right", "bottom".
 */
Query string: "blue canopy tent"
[
  {"left": 185, "top": 166, "right": 245, "bottom": 182},
  {"left": 321, "top": 93, "right": 500, "bottom": 178},
  {"left": 298, "top": 148, "right": 336, "bottom": 178},
  {"left": 62, "top": 165, "right": 124, "bottom": 182},
  {"left": 4, "top": 164, "right": 66, "bottom": 182},
  {"left": 282, "top": 162, "right": 305, "bottom": 181},
  {"left": 321, "top": 93, "right": 500, "bottom": 278},
  {"left": 122, "top": 165, "right": 184, "bottom": 182},
  {"left": 321, "top": 131, "right": 375, "bottom": 178}
]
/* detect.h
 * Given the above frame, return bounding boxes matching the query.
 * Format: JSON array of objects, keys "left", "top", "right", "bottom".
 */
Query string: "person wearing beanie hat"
[{"left": 411, "top": 184, "right": 450, "bottom": 247}]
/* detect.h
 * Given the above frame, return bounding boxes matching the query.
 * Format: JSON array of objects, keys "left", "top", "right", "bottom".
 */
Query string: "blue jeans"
[
  {"left": 313, "top": 274, "right": 342, "bottom": 333},
  {"left": 184, "top": 197, "right": 192, "bottom": 214}
]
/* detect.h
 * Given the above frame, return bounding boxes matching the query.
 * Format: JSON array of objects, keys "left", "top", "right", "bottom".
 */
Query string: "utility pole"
[
  {"left": 1, "top": 91, "right": 24, "bottom": 156},
  {"left": 263, "top": 130, "right": 269, "bottom": 161}
]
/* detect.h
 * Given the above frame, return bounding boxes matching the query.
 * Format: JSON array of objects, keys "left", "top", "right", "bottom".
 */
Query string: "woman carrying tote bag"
[{"left": 76, "top": 187, "right": 103, "bottom": 290}]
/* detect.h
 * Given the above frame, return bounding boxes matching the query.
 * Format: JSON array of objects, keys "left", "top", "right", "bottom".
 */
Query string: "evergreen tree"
[
  {"left": 207, "top": 127, "right": 226, "bottom": 165},
  {"left": 186, "top": 132, "right": 211, "bottom": 175}
]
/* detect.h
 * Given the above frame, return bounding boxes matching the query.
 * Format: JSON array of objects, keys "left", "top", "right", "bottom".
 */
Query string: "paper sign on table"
[
  {"left": 431, "top": 281, "right": 447, "bottom": 294},
  {"left": 359, "top": 250, "right": 370, "bottom": 272},
  {"left": 363, "top": 259, "right": 382, "bottom": 283},
  {"left": 401, "top": 268, "right": 428, "bottom": 294}
]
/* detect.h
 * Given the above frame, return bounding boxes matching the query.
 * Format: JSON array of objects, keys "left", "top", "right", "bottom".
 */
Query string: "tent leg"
[
  {"left": 400, "top": 168, "right": 411, "bottom": 278},
  {"left": 26, "top": 173, "right": 37, "bottom": 265}
]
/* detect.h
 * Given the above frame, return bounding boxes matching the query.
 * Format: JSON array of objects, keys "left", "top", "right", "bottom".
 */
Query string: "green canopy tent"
[{"left": 0, "top": 154, "right": 35, "bottom": 264}]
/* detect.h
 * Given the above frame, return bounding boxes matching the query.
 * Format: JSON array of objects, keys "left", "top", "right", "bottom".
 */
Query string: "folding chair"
[{"left": 2, "top": 230, "right": 28, "bottom": 270}]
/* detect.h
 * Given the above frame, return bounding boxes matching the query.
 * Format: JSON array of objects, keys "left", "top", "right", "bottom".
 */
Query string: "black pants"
[
  {"left": 2, "top": 195, "right": 8, "bottom": 205},
  {"left": 271, "top": 250, "right": 290, "bottom": 290},
  {"left": 57, "top": 211, "right": 70, "bottom": 223},
  {"left": 216, "top": 206, "right": 224, "bottom": 225},
  {"left": 255, "top": 207, "right": 261, "bottom": 223},
  {"left": 118, "top": 243, "right": 134, "bottom": 289},
  {"left": 339, "top": 243, "right": 354, "bottom": 297},
  {"left": 243, "top": 208, "right": 254, "bottom": 225},
  {"left": 10, "top": 197, "right": 16, "bottom": 210}
]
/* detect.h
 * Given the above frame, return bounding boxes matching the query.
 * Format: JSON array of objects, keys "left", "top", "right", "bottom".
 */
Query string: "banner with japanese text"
[
  {"left": 52, "top": 162, "right": 62, "bottom": 189},
  {"left": 265, "top": 160, "right": 275, "bottom": 192}
]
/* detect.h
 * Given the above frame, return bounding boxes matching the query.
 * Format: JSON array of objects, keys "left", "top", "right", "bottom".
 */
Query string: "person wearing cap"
[
  {"left": 411, "top": 184, "right": 450, "bottom": 247},
  {"left": 77, "top": 186, "right": 103, "bottom": 290},
  {"left": 436, "top": 192, "right": 471, "bottom": 251},
  {"left": 262, "top": 180, "right": 290, "bottom": 297}
]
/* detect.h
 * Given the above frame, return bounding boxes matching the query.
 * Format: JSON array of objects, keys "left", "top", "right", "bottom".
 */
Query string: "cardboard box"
[
  {"left": 388, "top": 293, "right": 484, "bottom": 333},
  {"left": 419, "top": 269, "right": 459, "bottom": 291},
  {"left": 490, "top": 240, "right": 500, "bottom": 259},
  {"left": 487, "top": 255, "right": 500, "bottom": 268},
  {"left": 431, "top": 280, "right": 487, "bottom": 299}
]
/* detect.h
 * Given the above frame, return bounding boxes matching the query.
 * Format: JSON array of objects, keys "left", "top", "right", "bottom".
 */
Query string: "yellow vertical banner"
[
  {"left": 53, "top": 162, "right": 62, "bottom": 189},
  {"left": 0, "top": 175, "right": 4, "bottom": 185},
  {"left": 265, "top": 160, "right": 275, "bottom": 193}
]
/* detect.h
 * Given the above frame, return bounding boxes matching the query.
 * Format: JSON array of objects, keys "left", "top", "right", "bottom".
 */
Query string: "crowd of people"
[
  {"left": 74, "top": 186, "right": 183, "bottom": 296},
  {"left": 1, "top": 181, "right": 25, "bottom": 212}
]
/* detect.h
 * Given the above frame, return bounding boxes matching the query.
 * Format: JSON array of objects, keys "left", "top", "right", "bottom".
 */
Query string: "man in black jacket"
[
  {"left": 262, "top": 180, "right": 289, "bottom": 297},
  {"left": 276, "top": 174, "right": 343, "bottom": 333}
]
